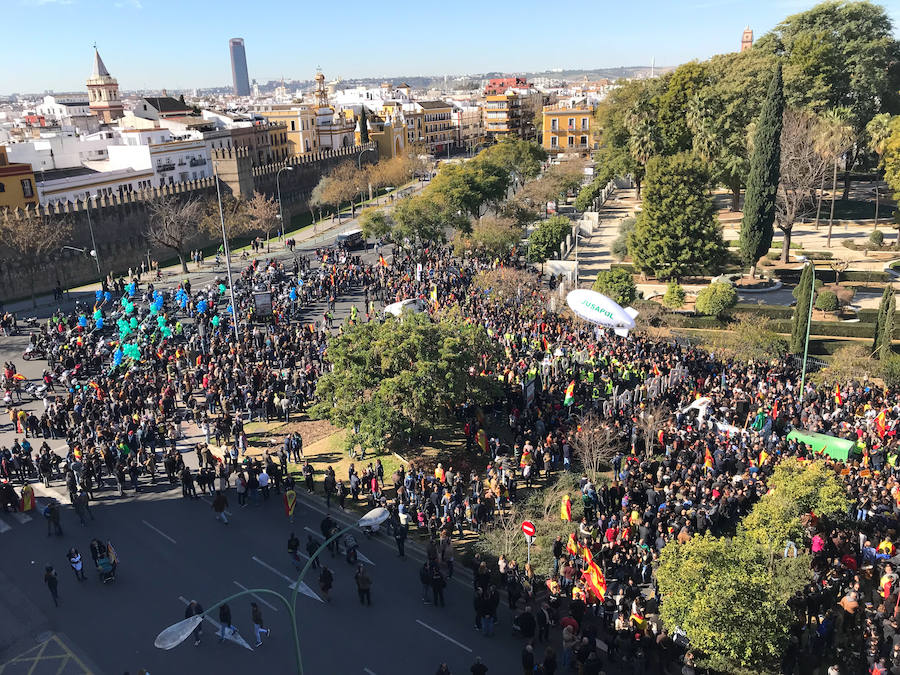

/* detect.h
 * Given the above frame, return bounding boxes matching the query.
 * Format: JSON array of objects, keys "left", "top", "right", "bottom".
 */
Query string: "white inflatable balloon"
[{"left": 566, "top": 289, "right": 639, "bottom": 337}]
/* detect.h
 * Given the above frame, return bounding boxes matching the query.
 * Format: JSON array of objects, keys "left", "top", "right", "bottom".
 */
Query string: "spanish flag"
[
  {"left": 430, "top": 284, "right": 438, "bottom": 307},
  {"left": 877, "top": 410, "right": 888, "bottom": 438},
  {"left": 378, "top": 254, "right": 387, "bottom": 268},
  {"left": 564, "top": 381, "right": 576, "bottom": 406},
  {"left": 771, "top": 399, "right": 779, "bottom": 420},
  {"left": 834, "top": 382, "right": 842, "bottom": 406},
  {"left": 476, "top": 428, "right": 487, "bottom": 454},
  {"left": 566, "top": 532, "right": 579, "bottom": 556},
  {"left": 561, "top": 494, "right": 572, "bottom": 522},
  {"left": 704, "top": 447, "right": 714, "bottom": 470},
  {"left": 542, "top": 337, "right": 549, "bottom": 352}
]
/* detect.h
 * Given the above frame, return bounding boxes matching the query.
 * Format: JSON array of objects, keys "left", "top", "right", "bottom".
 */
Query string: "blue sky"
[{"left": 2, "top": 0, "right": 898, "bottom": 93}]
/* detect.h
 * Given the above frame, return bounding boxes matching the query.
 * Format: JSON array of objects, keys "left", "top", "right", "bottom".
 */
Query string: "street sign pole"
[
  {"left": 526, "top": 536, "right": 531, "bottom": 565},
  {"left": 521, "top": 520, "right": 536, "bottom": 565}
]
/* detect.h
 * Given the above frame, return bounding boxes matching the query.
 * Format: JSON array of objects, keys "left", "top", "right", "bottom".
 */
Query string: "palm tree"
[
  {"left": 625, "top": 100, "right": 659, "bottom": 201},
  {"left": 866, "top": 113, "right": 893, "bottom": 228},
  {"left": 816, "top": 108, "right": 853, "bottom": 248}
]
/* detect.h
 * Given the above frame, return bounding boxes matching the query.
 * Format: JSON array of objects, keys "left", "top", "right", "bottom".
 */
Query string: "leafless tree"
[
  {"left": 635, "top": 402, "right": 670, "bottom": 458},
  {"left": 572, "top": 413, "right": 621, "bottom": 481},
  {"left": 776, "top": 110, "right": 829, "bottom": 262},
  {"left": 829, "top": 260, "right": 849, "bottom": 285},
  {"left": 145, "top": 196, "right": 203, "bottom": 274},
  {"left": 474, "top": 502, "right": 527, "bottom": 563},
  {"left": 199, "top": 195, "right": 249, "bottom": 258},
  {"left": 0, "top": 211, "right": 72, "bottom": 307},
  {"left": 245, "top": 191, "right": 280, "bottom": 252}
]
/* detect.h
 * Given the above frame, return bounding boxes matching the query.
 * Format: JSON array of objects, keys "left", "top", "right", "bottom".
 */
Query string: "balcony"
[
  {"left": 157, "top": 162, "right": 175, "bottom": 172},
  {"left": 190, "top": 157, "right": 207, "bottom": 167}
]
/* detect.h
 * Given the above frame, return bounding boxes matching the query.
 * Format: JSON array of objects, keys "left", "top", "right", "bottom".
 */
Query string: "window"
[
  {"left": 21, "top": 179, "right": 33, "bottom": 198},
  {"left": 550, "top": 118, "right": 558, "bottom": 131},
  {"left": 568, "top": 118, "right": 575, "bottom": 129},
  {"left": 0, "top": 182, "right": 4, "bottom": 192},
  {"left": 580, "top": 136, "right": 588, "bottom": 146},
  {"left": 550, "top": 137, "right": 558, "bottom": 147},
  {"left": 567, "top": 136, "right": 574, "bottom": 147},
  {"left": 581, "top": 118, "right": 588, "bottom": 130}
]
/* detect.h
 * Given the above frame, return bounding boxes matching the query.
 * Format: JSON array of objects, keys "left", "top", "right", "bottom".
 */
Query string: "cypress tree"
[
  {"left": 879, "top": 286, "right": 895, "bottom": 360},
  {"left": 359, "top": 107, "right": 369, "bottom": 144},
  {"left": 739, "top": 63, "right": 784, "bottom": 277},
  {"left": 873, "top": 285, "right": 891, "bottom": 356},
  {"left": 790, "top": 262, "right": 813, "bottom": 354}
]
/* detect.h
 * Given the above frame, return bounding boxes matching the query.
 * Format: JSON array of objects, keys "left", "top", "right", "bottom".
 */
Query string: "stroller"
[
  {"left": 96, "top": 555, "right": 116, "bottom": 583},
  {"left": 90, "top": 538, "right": 118, "bottom": 583}
]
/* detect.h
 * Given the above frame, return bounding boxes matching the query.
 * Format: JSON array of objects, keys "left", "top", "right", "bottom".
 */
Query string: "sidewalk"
[
  {"left": 2, "top": 179, "right": 423, "bottom": 316},
  {"left": 570, "top": 188, "right": 640, "bottom": 287}
]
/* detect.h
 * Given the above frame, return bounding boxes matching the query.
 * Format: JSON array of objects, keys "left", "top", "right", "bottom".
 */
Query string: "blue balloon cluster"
[
  {"left": 197, "top": 299, "right": 208, "bottom": 314},
  {"left": 126, "top": 282, "right": 136, "bottom": 297},
  {"left": 175, "top": 288, "right": 189, "bottom": 309}
]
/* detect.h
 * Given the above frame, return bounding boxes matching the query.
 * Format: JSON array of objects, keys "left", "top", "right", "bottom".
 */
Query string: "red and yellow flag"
[
  {"left": 834, "top": 382, "right": 842, "bottom": 406},
  {"left": 561, "top": 494, "right": 572, "bottom": 522},
  {"left": 378, "top": 254, "right": 387, "bottom": 268},
  {"left": 566, "top": 532, "right": 579, "bottom": 556},
  {"left": 876, "top": 409, "right": 888, "bottom": 438},
  {"left": 704, "top": 447, "right": 714, "bottom": 470},
  {"left": 476, "top": 428, "right": 487, "bottom": 454}
]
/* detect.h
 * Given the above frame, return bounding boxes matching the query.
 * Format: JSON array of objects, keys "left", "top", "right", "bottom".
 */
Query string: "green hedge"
[
  {"left": 776, "top": 269, "right": 889, "bottom": 284},
  {"left": 673, "top": 315, "right": 895, "bottom": 339}
]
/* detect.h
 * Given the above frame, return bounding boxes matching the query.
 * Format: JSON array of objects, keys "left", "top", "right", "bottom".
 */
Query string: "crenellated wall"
[{"left": 0, "top": 142, "right": 379, "bottom": 303}]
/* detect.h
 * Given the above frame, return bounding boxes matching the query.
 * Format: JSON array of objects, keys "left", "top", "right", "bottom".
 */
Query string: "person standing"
[
  {"left": 212, "top": 490, "right": 229, "bottom": 525},
  {"left": 431, "top": 563, "right": 447, "bottom": 607},
  {"left": 184, "top": 600, "right": 204, "bottom": 646},
  {"left": 67, "top": 547, "right": 86, "bottom": 581},
  {"left": 394, "top": 519, "right": 407, "bottom": 558},
  {"left": 250, "top": 601, "right": 270, "bottom": 647},
  {"left": 45, "top": 499, "right": 62, "bottom": 536},
  {"left": 44, "top": 566, "right": 59, "bottom": 606},
  {"left": 318, "top": 566, "right": 333, "bottom": 602},
  {"left": 354, "top": 565, "right": 372, "bottom": 605}
]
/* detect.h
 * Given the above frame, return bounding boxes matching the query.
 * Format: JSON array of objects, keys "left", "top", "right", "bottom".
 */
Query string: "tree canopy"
[
  {"left": 310, "top": 312, "right": 500, "bottom": 453},
  {"left": 627, "top": 152, "right": 726, "bottom": 280}
]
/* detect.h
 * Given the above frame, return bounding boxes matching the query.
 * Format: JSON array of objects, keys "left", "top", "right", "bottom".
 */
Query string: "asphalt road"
[
  {"left": 0, "top": 184, "right": 534, "bottom": 675},
  {"left": 1, "top": 475, "right": 529, "bottom": 675}
]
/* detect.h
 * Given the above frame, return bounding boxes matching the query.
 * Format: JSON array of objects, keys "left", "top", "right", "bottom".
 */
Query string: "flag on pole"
[
  {"left": 564, "top": 381, "right": 576, "bottom": 406},
  {"left": 378, "top": 254, "right": 387, "bottom": 268},
  {"left": 560, "top": 494, "right": 572, "bottom": 522},
  {"left": 704, "top": 447, "right": 714, "bottom": 470},
  {"left": 834, "top": 382, "right": 842, "bottom": 406}
]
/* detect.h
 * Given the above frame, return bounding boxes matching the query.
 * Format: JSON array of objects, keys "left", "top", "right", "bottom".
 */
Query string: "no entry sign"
[{"left": 521, "top": 520, "right": 536, "bottom": 537}]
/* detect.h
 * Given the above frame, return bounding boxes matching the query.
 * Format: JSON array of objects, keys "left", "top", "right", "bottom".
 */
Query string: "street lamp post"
[
  {"left": 276, "top": 165, "right": 294, "bottom": 242},
  {"left": 212, "top": 160, "right": 241, "bottom": 347},
  {"left": 357, "top": 146, "right": 376, "bottom": 171},
  {"left": 799, "top": 261, "right": 815, "bottom": 403},
  {"left": 84, "top": 195, "right": 102, "bottom": 277},
  {"left": 154, "top": 508, "right": 388, "bottom": 675}
]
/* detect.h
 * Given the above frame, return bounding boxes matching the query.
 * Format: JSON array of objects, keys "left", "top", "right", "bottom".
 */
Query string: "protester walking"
[
  {"left": 250, "top": 602, "right": 270, "bottom": 647},
  {"left": 354, "top": 565, "right": 372, "bottom": 605},
  {"left": 44, "top": 566, "right": 59, "bottom": 606},
  {"left": 212, "top": 490, "right": 229, "bottom": 525}
]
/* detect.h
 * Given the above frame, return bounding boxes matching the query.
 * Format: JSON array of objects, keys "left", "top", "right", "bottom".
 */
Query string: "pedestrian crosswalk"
[{"left": 0, "top": 510, "right": 33, "bottom": 533}]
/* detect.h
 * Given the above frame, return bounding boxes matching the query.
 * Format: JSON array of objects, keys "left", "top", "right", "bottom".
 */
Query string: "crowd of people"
[{"left": 2, "top": 226, "right": 900, "bottom": 674}]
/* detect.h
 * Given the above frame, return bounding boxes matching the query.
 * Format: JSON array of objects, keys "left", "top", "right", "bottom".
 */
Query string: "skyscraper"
[{"left": 229, "top": 38, "right": 250, "bottom": 96}]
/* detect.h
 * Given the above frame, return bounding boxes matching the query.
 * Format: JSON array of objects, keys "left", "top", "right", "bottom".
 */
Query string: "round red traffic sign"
[{"left": 521, "top": 520, "right": 536, "bottom": 537}]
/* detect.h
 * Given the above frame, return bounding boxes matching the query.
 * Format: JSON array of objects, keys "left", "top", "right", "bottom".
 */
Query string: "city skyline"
[{"left": 2, "top": 0, "right": 898, "bottom": 94}]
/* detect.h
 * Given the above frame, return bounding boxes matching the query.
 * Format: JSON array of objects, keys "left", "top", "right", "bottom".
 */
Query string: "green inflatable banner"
[{"left": 787, "top": 430, "right": 855, "bottom": 462}]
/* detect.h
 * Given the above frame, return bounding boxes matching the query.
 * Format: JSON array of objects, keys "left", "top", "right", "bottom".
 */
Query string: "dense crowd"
[{"left": 2, "top": 236, "right": 900, "bottom": 675}]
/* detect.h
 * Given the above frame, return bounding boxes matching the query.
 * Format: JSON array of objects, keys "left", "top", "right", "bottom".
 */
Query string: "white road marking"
[
  {"left": 233, "top": 581, "right": 278, "bottom": 612},
  {"left": 142, "top": 520, "right": 177, "bottom": 544},
  {"left": 415, "top": 620, "right": 472, "bottom": 653},
  {"left": 11, "top": 512, "right": 32, "bottom": 524},
  {"left": 0, "top": 518, "right": 11, "bottom": 534},
  {"left": 178, "top": 596, "right": 253, "bottom": 650},
  {"left": 364, "top": 669, "right": 377, "bottom": 675},
  {"left": 251, "top": 555, "right": 323, "bottom": 603}
]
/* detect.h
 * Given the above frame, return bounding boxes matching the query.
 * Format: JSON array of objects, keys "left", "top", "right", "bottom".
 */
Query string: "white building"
[
  {"left": 84, "top": 128, "right": 211, "bottom": 186},
  {"left": 3, "top": 130, "right": 116, "bottom": 172},
  {"left": 36, "top": 95, "right": 92, "bottom": 121},
  {"left": 36, "top": 166, "right": 155, "bottom": 204}
]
